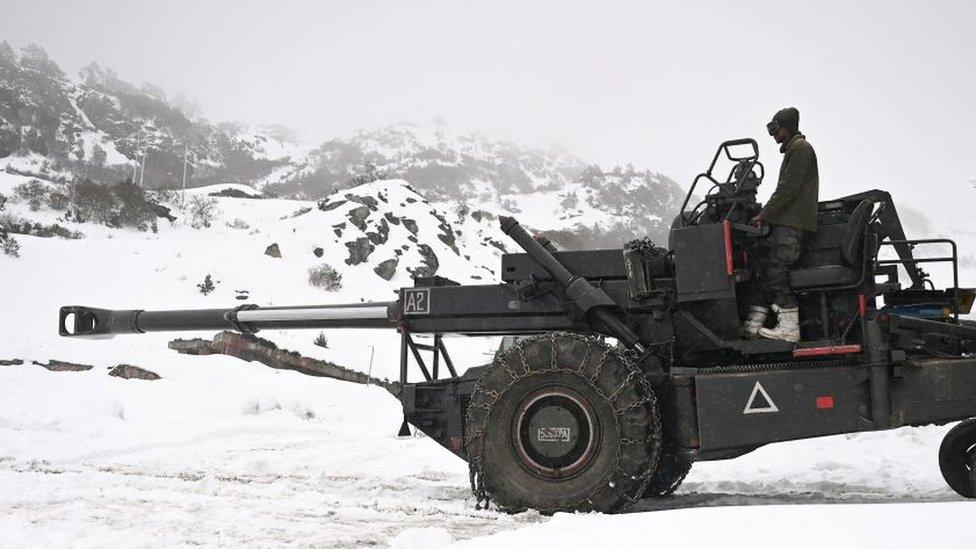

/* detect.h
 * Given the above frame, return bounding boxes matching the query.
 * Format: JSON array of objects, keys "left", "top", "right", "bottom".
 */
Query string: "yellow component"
[{"left": 955, "top": 288, "right": 975, "bottom": 315}]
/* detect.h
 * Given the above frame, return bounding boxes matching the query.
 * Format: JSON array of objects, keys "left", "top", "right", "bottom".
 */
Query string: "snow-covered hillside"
[
  {"left": 260, "top": 122, "right": 686, "bottom": 247},
  {"left": 0, "top": 43, "right": 302, "bottom": 190},
  {"left": 0, "top": 171, "right": 514, "bottom": 381},
  {"left": 1, "top": 165, "right": 975, "bottom": 547},
  {"left": 2, "top": 42, "right": 688, "bottom": 250}
]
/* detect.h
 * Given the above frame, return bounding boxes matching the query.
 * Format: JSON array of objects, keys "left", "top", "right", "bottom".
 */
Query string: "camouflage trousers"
[{"left": 746, "top": 224, "right": 805, "bottom": 309}]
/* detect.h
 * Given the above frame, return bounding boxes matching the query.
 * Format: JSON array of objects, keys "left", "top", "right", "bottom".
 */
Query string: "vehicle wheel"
[
  {"left": 642, "top": 446, "right": 693, "bottom": 498},
  {"left": 938, "top": 418, "right": 976, "bottom": 499},
  {"left": 465, "top": 333, "right": 661, "bottom": 513}
]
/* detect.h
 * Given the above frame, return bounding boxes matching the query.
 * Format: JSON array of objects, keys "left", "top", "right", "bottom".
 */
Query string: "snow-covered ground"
[{"left": 1, "top": 171, "right": 974, "bottom": 547}]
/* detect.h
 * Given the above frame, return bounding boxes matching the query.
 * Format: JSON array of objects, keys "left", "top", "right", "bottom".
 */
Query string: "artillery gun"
[{"left": 60, "top": 139, "right": 976, "bottom": 513}]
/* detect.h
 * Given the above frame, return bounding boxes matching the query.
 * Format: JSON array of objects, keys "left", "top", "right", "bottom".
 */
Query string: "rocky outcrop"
[
  {"left": 373, "top": 258, "right": 398, "bottom": 280},
  {"left": 344, "top": 236, "right": 375, "bottom": 265},
  {"left": 401, "top": 217, "right": 419, "bottom": 235},
  {"left": 347, "top": 205, "right": 371, "bottom": 231},
  {"left": 365, "top": 218, "right": 390, "bottom": 245},
  {"left": 407, "top": 243, "right": 439, "bottom": 278},
  {"left": 33, "top": 359, "right": 93, "bottom": 372},
  {"left": 108, "top": 364, "right": 161, "bottom": 380}
]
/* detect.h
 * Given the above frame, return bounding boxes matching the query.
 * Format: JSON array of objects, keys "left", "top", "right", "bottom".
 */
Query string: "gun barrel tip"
[
  {"left": 499, "top": 216, "right": 518, "bottom": 232},
  {"left": 58, "top": 305, "right": 98, "bottom": 337}
]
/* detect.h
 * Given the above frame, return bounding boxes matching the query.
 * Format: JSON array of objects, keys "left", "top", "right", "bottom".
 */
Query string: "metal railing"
[{"left": 877, "top": 239, "right": 960, "bottom": 321}]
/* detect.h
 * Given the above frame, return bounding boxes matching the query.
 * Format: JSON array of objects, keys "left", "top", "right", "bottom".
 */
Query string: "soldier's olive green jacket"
[{"left": 759, "top": 133, "right": 819, "bottom": 232}]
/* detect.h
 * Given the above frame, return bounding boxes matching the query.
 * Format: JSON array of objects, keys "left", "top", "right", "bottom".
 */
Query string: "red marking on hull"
[
  {"left": 723, "top": 220, "right": 734, "bottom": 276},
  {"left": 793, "top": 344, "right": 863, "bottom": 358}
]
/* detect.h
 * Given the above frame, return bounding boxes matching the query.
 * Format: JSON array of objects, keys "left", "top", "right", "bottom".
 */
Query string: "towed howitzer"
[{"left": 60, "top": 138, "right": 976, "bottom": 513}]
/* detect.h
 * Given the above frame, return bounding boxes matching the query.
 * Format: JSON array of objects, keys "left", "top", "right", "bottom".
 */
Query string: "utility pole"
[
  {"left": 181, "top": 144, "right": 189, "bottom": 205},
  {"left": 132, "top": 135, "right": 143, "bottom": 186},
  {"left": 139, "top": 149, "right": 148, "bottom": 188}
]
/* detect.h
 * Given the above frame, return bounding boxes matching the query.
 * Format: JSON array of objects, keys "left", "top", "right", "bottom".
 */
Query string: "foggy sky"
[{"left": 3, "top": 0, "right": 975, "bottom": 214}]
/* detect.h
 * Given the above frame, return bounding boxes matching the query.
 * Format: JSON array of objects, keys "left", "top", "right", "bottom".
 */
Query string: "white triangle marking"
[{"left": 743, "top": 381, "right": 779, "bottom": 414}]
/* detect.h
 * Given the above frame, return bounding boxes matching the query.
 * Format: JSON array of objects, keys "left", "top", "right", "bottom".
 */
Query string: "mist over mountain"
[
  {"left": 0, "top": 42, "right": 686, "bottom": 248},
  {"left": 0, "top": 42, "right": 297, "bottom": 188}
]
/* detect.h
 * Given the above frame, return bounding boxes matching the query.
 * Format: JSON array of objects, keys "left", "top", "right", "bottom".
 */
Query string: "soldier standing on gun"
[{"left": 741, "top": 107, "right": 819, "bottom": 342}]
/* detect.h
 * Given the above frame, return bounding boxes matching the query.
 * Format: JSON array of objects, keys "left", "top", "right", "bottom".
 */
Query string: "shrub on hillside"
[
  {"left": 47, "top": 189, "right": 69, "bottom": 210},
  {"left": 149, "top": 188, "right": 182, "bottom": 206},
  {"left": 0, "top": 232, "right": 19, "bottom": 257},
  {"left": 0, "top": 193, "right": 19, "bottom": 257},
  {"left": 559, "top": 191, "right": 579, "bottom": 210},
  {"left": 64, "top": 179, "right": 165, "bottom": 231},
  {"left": 13, "top": 179, "right": 49, "bottom": 211},
  {"left": 110, "top": 182, "right": 159, "bottom": 230},
  {"left": 499, "top": 198, "right": 522, "bottom": 213},
  {"left": 1, "top": 216, "right": 83, "bottom": 239},
  {"left": 188, "top": 195, "right": 218, "bottom": 228},
  {"left": 454, "top": 202, "right": 470, "bottom": 223},
  {"left": 226, "top": 218, "right": 250, "bottom": 230},
  {"left": 308, "top": 263, "right": 342, "bottom": 291},
  {"left": 70, "top": 179, "right": 117, "bottom": 224},
  {"left": 197, "top": 274, "right": 216, "bottom": 295},
  {"left": 348, "top": 162, "right": 385, "bottom": 186}
]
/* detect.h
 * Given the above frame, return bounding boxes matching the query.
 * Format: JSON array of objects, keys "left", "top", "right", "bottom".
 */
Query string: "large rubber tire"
[
  {"left": 939, "top": 418, "right": 976, "bottom": 499},
  {"left": 465, "top": 333, "right": 661, "bottom": 514},
  {"left": 642, "top": 447, "right": 693, "bottom": 498}
]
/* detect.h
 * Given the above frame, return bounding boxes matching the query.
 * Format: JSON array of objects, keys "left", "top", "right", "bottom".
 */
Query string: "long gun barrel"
[
  {"left": 60, "top": 302, "right": 397, "bottom": 338},
  {"left": 60, "top": 216, "right": 643, "bottom": 350}
]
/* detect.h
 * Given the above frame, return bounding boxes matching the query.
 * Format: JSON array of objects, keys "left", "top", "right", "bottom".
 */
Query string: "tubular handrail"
[
  {"left": 876, "top": 239, "right": 960, "bottom": 321},
  {"left": 679, "top": 138, "right": 762, "bottom": 226}
]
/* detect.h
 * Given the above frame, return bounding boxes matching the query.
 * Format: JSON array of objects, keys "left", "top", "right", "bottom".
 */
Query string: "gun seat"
[{"left": 789, "top": 200, "right": 873, "bottom": 289}]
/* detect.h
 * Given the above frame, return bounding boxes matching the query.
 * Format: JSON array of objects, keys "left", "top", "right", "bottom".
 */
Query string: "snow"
[
  {"left": 453, "top": 502, "right": 973, "bottom": 548},
  {"left": 1, "top": 169, "right": 974, "bottom": 547}
]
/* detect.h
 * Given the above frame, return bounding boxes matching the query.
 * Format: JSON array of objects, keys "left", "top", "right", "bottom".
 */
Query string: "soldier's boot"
[
  {"left": 758, "top": 304, "right": 800, "bottom": 343},
  {"left": 740, "top": 306, "right": 769, "bottom": 338}
]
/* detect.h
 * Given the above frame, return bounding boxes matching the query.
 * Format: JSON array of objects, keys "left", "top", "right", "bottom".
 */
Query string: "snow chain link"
[{"left": 466, "top": 332, "right": 661, "bottom": 513}]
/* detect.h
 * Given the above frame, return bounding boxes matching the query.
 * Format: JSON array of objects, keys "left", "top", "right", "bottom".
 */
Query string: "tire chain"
[
  {"left": 466, "top": 332, "right": 662, "bottom": 513},
  {"left": 642, "top": 448, "right": 693, "bottom": 498}
]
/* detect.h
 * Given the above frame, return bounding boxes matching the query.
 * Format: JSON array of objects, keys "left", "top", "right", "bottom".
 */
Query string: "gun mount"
[{"left": 59, "top": 138, "right": 976, "bottom": 513}]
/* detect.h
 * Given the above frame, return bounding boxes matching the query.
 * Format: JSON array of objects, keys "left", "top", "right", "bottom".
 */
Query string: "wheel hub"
[{"left": 512, "top": 387, "right": 599, "bottom": 479}]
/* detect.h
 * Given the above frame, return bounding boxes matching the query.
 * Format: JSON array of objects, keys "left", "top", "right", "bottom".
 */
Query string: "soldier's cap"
[{"left": 766, "top": 107, "right": 800, "bottom": 135}]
